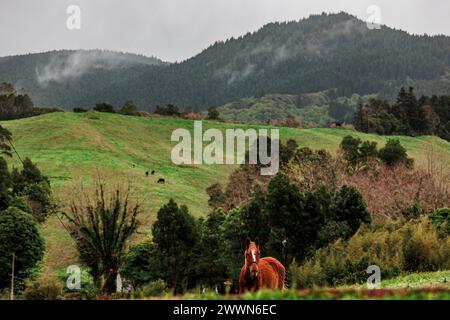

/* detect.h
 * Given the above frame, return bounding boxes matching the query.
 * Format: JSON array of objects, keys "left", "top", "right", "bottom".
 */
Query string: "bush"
[
  {"left": 378, "top": 139, "right": 413, "bottom": 167},
  {"left": 118, "top": 101, "right": 139, "bottom": 116},
  {"left": 430, "top": 208, "right": 450, "bottom": 234},
  {"left": 22, "top": 276, "right": 63, "bottom": 300},
  {"left": 297, "top": 218, "right": 450, "bottom": 287},
  {"left": 132, "top": 279, "right": 168, "bottom": 299},
  {"left": 207, "top": 107, "right": 220, "bottom": 120},
  {"left": 93, "top": 103, "right": 115, "bottom": 113},
  {"left": 58, "top": 267, "right": 98, "bottom": 300},
  {"left": 73, "top": 107, "right": 88, "bottom": 113},
  {"left": 121, "top": 239, "right": 162, "bottom": 289},
  {"left": 30, "top": 106, "right": 64, "bottom": 117}
]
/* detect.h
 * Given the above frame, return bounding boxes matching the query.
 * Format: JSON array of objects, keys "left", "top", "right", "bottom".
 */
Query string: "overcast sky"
[{"left": 1, "top": 0, "right": 449, "bottom": 62}]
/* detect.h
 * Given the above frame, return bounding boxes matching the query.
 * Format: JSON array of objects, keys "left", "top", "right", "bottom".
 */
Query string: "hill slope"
[
  {"left": 1, "top": 112, "right": 450, "bottom": 273},
  {"left": 2, "top": 12, "right": 450, "bottom": 110}
]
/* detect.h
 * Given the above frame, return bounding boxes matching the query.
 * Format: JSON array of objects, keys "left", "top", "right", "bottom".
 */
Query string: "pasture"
[{"left": 1, "top": 111, "right": 450, "bottom": 277}]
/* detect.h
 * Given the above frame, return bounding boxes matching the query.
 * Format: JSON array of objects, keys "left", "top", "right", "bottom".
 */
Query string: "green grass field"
[{"left": 2, "top": 111, "right": 450, "bottom": 276}]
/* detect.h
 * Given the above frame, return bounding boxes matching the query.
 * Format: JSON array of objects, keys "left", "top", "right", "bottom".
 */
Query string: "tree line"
[
  {"left": 354, "top": 87, "right": 450, "bottom": 141},
  {"left": 0, "top": 126, "right": 52, "bottom": 294}
]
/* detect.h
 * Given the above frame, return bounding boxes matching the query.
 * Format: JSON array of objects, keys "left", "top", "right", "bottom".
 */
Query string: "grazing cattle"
[
  {"left": 151, "top": 170, "right": 155, "bottom": 175},
  {"left": 239, "top": 238, "right": 285, "bottom": 293},
  {"left": 157, "top": 178, "right": 165, "bottom": 184},
  {"left": 145, "top": 171, "right": 149, "bottom": 176}
]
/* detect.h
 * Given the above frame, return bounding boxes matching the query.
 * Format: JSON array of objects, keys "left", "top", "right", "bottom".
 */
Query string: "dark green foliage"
[
  {"left": 3, "top": 14, "right": 450, "bottom": 110},
  {"left": 279, "top": 139, "right": 299, "bottom": 165},
  {"left": 354, "top": 87, "right": 450, "bottom": 141},
  {"left": 118, "top": 101, "right": 139, "bottom": 116},
  {"left": 378, "top": 139, "right": 414, "bottom": 167},
  {"left": 0, "top": 125, "right": 12, "bottom": 157},
  {"left": 332, "top": 185, "right": 371, "bottom": 236},
  {"left": 93, "top": 103, "right": 115, "bottom": 113},
  {"left": 339, "top": 135, "right": 412, "bottom": 170},
  {"left": 0, "top": 155, "right": 52, "bottom": 222},
  {"left": 205, "top": 183, "right": 225, "bottom": 210},
  {"left": 0, "top": 84, "right": 34, "bottom": 120},
  {"left": 340, "top": 136, "right": 378, "bottom": 169},
  {"left": 73, "top": 107, "right": 88, "bottom": 113},
  {"left": 62, "top": 185, "right": 140, "bottom": 294},
  {"left": 220, "top": 208, "right": 248, "bottom": 283},
  {"left": 0, "top": 207, "right": 45, "bottom": 290},
  {"left": 151, "top": 199, "right": 199, "bottom": 294},
  {"left": 194, "top": 209, "right": 228, "bottom": 289},
  {"left": 8, "top": 196, "right": 32, "bottom": 214},
  {"left": 10, "top": 158, "right": 52, "bottom": 222},
  {"left": 0, "top": 158, "right": 11, "bottom": 211},
  {"left": 265, "top": 173, "right": 310, "bottom": 262},
  {"left": 430, "top": 208, "right": 450, "bottom": 234},
  {"left": 121, "top": 240, "right": 163, "bottom": 289},
  {"left": 207, "top": 107, "right": 220, "bottom": 120},
  {"left": 264, "top": 173, "right": 370, "bottom": 264},
  {"left": 154, "top": 104, "right": 181, "bottom": 117}
]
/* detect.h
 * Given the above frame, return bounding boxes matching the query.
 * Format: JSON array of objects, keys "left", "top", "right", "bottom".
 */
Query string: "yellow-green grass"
[
  {"left": 1, "top": 112, "right": 450, "bottom": 275},
  {"left": 339, "top": 271, "right": 450, "bottom": 290}
]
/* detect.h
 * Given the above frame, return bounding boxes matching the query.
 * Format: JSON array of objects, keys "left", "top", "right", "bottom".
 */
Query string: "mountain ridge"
[{"left": 1, "top": 12, "right": 450, "bottom": 110}]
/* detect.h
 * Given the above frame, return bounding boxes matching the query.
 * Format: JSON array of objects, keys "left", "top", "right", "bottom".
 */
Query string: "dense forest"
[
  {"left": 354, "top": 87, "right": 450, "bottom": 141},
  {"left": 1, "top": 12, "right": 450, "bottom": 110}
]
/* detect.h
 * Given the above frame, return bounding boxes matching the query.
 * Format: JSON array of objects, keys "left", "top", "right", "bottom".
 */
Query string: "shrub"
[
  {"left": 73, "top": 107, "right": 88, "bottom": 113},
  {"left": 22, "top": 276, "right": 63, "bottom": 300},
  {"left": 118, "top": 101, "right": 139, "bottom": 116},
  {"left": 58, "top": 267, "right": 98, "bottom": 300},
  {"left": 207, "top": 107, "right": 220, "bottom": 120},
  {"left": 93, "top": 103, "right": 115, "bottom": 113},
  {"left": 296, "top": 218, "right": 450, "bottom": 288},
  {"left": 132, "top": 279, "right": 168, "bottom": 299},
  {"left": 30, "top": 106, "right": 64, "bottom": 116},
  {"left": 378, "top": 139, "right": 414, "bottom": 167},
  {"left": 430, "top": 208, "right": 450, "bottom": 234},
  {"left": 121, "top": 239, "right": 162, "bottom": 289}
]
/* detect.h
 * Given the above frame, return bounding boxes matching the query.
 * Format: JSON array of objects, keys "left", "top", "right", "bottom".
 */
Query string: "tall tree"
[
  {"left": 0, "top": 207, "right": 45, "bottom": 291},
  {"left": 0, "top": 126, "right": 12, "bottom": 157},
  {"left": 61, "top": 184, "right": 140, "bottom": 294},
  {"left": 151, "top": 199, "right": 199, "bottom": 294},
  {"left": 0, "top": 158, "right": 11, "bottom": 211}
]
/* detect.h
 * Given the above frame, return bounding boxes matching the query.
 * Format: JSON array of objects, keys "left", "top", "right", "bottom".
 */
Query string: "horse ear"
[
  {"left": 245, "top": 237, "right": 251, "bottom": 249},
  {"left": 255, "top": 237, "right": 260, "bottom": 247}
]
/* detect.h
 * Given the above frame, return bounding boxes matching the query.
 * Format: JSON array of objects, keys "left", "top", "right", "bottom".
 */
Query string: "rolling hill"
[
  {"left": 1, "top": 111, "right": 450, "bottom": 274},
  {"left": 1, "top": 12, "right": 450, "bottom": 110}
]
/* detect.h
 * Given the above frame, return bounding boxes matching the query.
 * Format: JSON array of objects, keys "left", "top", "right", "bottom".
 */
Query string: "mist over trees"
[{"left": 1, "top": 13, "right": 450, "bottom": 110}]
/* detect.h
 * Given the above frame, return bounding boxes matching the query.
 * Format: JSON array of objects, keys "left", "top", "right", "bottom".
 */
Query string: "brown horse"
[{"left": 239, "top": 238, "right": 285, "bottom": 293}]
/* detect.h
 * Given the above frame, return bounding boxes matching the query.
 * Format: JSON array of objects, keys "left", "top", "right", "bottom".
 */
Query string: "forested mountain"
[{"left": 1, "top": 12, "right": 450, "bottom": 110}]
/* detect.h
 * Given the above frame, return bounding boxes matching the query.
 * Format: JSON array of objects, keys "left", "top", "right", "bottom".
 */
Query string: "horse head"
[{"left": 244, "top": 237, "right": 260, "bottom": 280}]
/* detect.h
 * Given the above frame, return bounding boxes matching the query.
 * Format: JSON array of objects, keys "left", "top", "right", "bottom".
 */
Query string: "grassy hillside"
[{"left": 1, "top": 111, "right": 450, "bottom": 274}]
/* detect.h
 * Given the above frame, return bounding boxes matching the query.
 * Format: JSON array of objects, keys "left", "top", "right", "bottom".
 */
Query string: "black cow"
[{"left": 157, "top": 178, "right": 165, "bottom": 184}]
